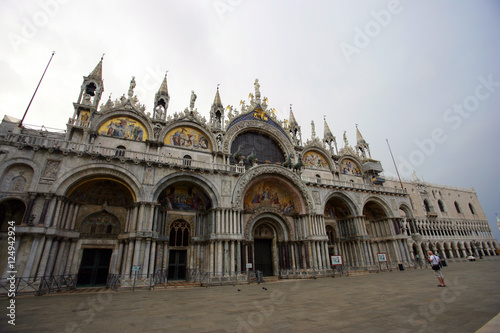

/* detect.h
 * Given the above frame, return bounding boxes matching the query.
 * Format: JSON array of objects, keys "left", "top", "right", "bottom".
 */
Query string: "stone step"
[
  {"left": 262, "top": 276, "right": 280, "bottom": 282},
  {"left": 155, "top": 282, "right": 202, "bottom": 289}
]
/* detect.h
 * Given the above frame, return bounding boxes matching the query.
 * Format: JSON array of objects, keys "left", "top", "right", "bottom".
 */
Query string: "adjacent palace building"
[{"left": 1, "top": 58, "right": 498, "bottom": 288}]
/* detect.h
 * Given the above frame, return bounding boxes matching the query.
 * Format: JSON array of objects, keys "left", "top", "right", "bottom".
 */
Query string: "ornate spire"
[
  {"left": 356, "top": 124, "right": 366, "bottom": 145},
  {"left": 213, "top": 84, "right": 222, "bottom": 106},
  {"left": 210, "top": 84, "right": 225, "bottom": 131},
  {"left": 324, "top": 116, "right": 333, "bottom": 138},
  {"left": 288, "top": 104, "right": 301, "bottom": 146},
  {"left": 323, "top": 116, "right": 337, "bottom": 155},
  {"left": 88, "top": 54, "right": 104, "bottom": 80},
  {"left": 154, "top": 71, "right": 170, "bottom": 121},
  {"left": 355, "top": 124, "right": 371, "bottom": 159},
  {"left": 158, "top": 72, "right": 169, "bottom": 95},
  {"left": 289, "top": 105, "right": 298, "bottom": 126}
]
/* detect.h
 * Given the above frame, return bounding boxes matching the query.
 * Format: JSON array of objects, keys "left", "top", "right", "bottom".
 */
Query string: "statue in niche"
[
  {"left": 11, "top": 171, "right": 26, "bottom": 191},
  {"left": 155, "top": 105, "right": 165, "bottom": 119},
  {"left": 216, "top": 134, "right": 223, "bottom": 151},
  {"left": 83, "top": 94, "right": 92, "bottom": 105},
  {"left": 154, "top": 125, "right": 161, "bottom": 140}
]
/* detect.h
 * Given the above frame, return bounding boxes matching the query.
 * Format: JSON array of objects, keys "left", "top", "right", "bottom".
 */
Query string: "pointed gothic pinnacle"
[
  {"left": 213, "top": 84, "right": 222, "bottom": 105},
  {"left": 289, "top": 104, "right": 297, "bottom": 125},
  {"left": 88, "top": 56, "right": 103, "bottom": 80},
  {"left": 356, "top": 124, "right": 366, "bottom": 144},
  {"left": 324, "top": 116, "right": 333, "bottom": 138},
  {"left": 158, "top": 72, "right": 169, "bottom": 95}
]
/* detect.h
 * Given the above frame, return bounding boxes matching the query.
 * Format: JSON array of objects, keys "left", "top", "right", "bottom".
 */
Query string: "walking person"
[{"left": 428, "top": 251, "right": 446, "bottom": 287}]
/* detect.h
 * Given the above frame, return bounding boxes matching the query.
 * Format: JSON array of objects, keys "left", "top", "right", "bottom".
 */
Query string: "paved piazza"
[{"left": 1, "top": 260, "right": 499, "bottom": 333}]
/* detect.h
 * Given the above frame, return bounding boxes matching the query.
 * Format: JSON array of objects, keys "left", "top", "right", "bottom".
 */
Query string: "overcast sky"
[{"left": 1, "top": 0, "right": 499, "bottom": 241}]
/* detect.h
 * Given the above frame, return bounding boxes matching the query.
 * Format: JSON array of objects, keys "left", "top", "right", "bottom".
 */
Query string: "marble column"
[
  {"left": 22, "top": 193, "right": 37, "bottom": 225},
  {"left": 64, "top": 240, "right": 76, "bottom": 275},
  {"left": 143, "top": 238, "right": 151, "bottom": 275},
  {"left": 52, "top": 239, "right": 68, "bottom": 276},
  {"left": 217, "top": 241, "right": 223, "bottom": 274},
  {"left": 36, "top": 236, "right": 54, "bottom": 278},
  {"left": 38, "top": 194, "right": 53, "bottom": 227}
]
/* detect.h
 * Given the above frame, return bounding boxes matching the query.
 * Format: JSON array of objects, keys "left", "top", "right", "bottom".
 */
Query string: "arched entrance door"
[
  {"left": 68, "top": 177, "right": 133, "bottom": 287},
  {"left": 168, "top": 220, "right": 190, "bottom": 280},
  {"left": 253, "top": 223, "right": 275, "bottom": 276}
]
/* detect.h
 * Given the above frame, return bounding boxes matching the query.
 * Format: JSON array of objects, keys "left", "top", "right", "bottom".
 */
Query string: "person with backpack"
[{"left": 428, "top": 251, "right": 446, "bottom": 287}]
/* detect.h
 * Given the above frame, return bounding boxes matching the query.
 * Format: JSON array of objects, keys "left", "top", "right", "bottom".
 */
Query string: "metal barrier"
[
  {"left": 107, "top": 270, "right": 168, "bottom": 291},
  {"left": 0, "top": 275, "right": 77, "bottom": 297}
]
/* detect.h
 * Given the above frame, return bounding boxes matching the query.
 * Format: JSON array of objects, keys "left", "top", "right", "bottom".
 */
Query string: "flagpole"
[
  {"left": 386, "top": 138, "right": 404, "bottom": 190},
  {"left": 19, "top": 51, "right": 56, "bottom": 128}
]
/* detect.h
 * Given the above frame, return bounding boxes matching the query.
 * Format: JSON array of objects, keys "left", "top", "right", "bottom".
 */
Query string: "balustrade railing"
[
  {"left": 301, "top": 176, "right": 406, "bottom": 195},
  {"left": 4, "top": 132, "right": 245, "bottom": 173}
]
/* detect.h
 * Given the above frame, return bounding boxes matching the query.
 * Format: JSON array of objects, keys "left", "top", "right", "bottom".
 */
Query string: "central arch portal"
[
  {"left": 253, "top": 224, "right": 274, "bottom": 276},
  {"left": 252, "top": 220, "right": 284, "bottom": 277}
]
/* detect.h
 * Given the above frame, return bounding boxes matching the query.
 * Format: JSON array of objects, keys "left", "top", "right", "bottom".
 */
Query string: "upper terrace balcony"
[
  {"left": 3, "top": 131, "right": 245, "bottom": 174},
  {"left": 3, "top": 131, "right": 407, "bottom": 195}
]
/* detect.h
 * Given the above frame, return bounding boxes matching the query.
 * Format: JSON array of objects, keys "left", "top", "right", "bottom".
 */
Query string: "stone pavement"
[{"left": 1, "top": 259, "right": 499, "bottom": 333}]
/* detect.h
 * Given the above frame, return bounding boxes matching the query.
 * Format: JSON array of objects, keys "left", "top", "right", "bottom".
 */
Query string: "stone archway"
[
  {"left": 68, "top": 177, "right": 135, "bottom": 286},
  {"left": 0, "top": 199, "right": 26, "bottom": 231},
  {"left": 252, "top": 219, "right": 284, "bottom": 277}
]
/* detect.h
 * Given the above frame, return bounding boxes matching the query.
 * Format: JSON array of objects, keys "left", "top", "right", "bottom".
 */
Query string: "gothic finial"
[
  {"left": 213, "top": 85, "right": 222, "bottom": 105},
  {"left": 101, "top": 53, "right": 105, "bottom": 61}
]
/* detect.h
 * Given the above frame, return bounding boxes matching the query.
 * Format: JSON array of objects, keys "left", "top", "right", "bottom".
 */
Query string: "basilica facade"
[{"left": 0, "top": 58, "right": 498, "bottom": 288}]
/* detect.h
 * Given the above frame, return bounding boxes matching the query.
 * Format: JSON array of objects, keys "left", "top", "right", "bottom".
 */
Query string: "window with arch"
[
  {"left": 85, "top": 82, "right": 97, "bottom": 96},
  {"left": 169, "top": 221, "right": 190, "bottom": 247},
  {"left": 438, "top": 200, "right": 445, "bottom": 212},
  {"left": 230, "top": 132, "right": 285, "bottom": 167},
  {"left": 115, "top": 145, "right": 126, "bottom": 157},
  {"left": 454, "top": 201, "right": 462, "bottom": 214},
  {"left": 469, "top": 203, "right": 476, "bottom": 215},
  {"left": 423, "top": 200, "right": 430, "bottom": 213},
  {"left": 183, "top": 155, "right": 192, "bottom": 167},
  {"left": 316, "top": 174, "right": 321, "bottom": 184}
]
